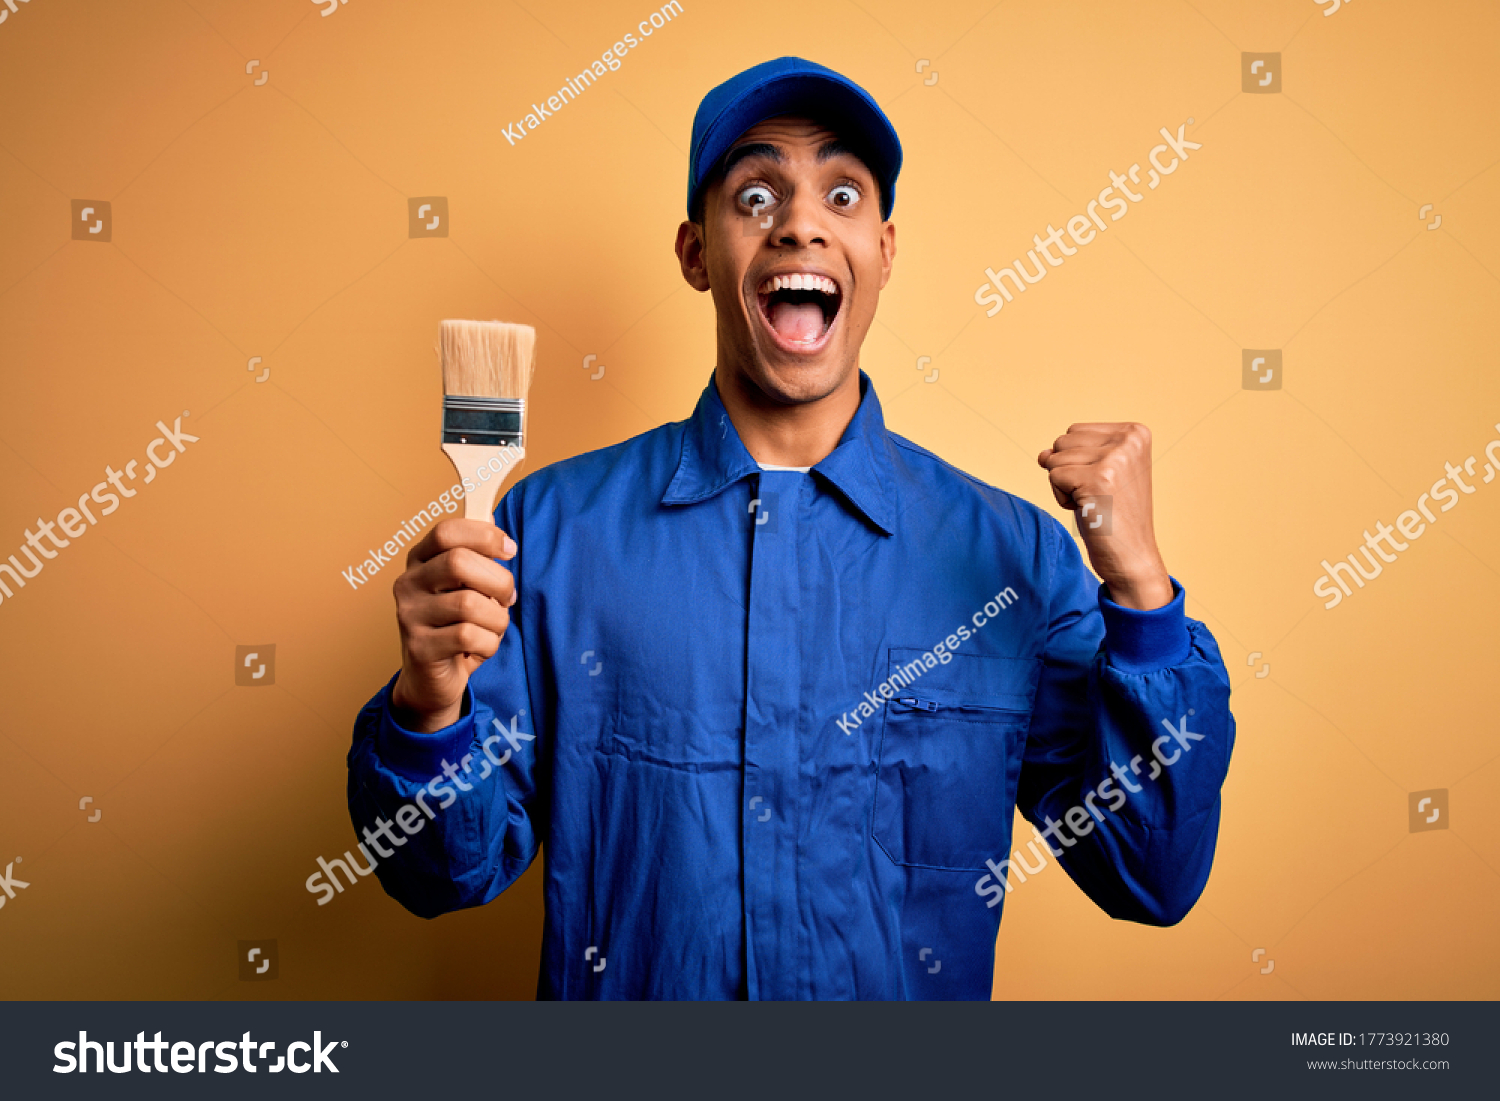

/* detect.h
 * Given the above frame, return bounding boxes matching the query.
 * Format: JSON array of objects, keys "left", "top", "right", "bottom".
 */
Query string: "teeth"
[{"left": 760, "top": 273, "right": 838, "bottom": 296}]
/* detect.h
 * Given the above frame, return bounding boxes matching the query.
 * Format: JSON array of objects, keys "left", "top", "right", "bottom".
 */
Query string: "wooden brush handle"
[{"left": 441, "top": 443, "right": 526, "bottom": 523}]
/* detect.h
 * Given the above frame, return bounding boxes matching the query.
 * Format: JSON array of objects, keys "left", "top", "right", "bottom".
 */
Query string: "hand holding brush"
[{"left": 389, "top": 320, "right": 536, "bottom": 732}]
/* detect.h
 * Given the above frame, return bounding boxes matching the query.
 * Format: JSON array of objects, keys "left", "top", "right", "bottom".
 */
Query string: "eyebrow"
[
  {"left": 815, "top": 139, "right": 864, "bottom": 165},
  {"left": 720, "top": 142, "right": 782, "bottom": 176},
  {"left": 721, "top": 139, "right": 869, "bottom": 180}
]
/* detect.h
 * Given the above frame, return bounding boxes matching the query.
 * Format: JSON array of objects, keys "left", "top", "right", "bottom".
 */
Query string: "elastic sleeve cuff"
[
  {"left": 1098, "top": 577, "right": 1191, "bottom": 673},
  {"left": 375, "top": 674, "right": 477, "bottom": 782}
]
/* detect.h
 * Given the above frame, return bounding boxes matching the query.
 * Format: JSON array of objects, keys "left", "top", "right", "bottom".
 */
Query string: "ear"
[
  {"left": 675, "top": 220, "right": 712, "bottom": 292},
  {"left": 876, "top": 219, "right": 896, "bottom": 291}
]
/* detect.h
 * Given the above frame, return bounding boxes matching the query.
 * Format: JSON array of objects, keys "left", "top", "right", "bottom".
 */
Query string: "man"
[{"left": 347, "top": 57, "right": 1235, "bottom": 1000}]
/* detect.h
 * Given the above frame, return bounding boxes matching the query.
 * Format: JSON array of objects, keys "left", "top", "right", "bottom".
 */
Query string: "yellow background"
[{"left": 2, "top": 0, "right": 1497, "bottom": 1000}]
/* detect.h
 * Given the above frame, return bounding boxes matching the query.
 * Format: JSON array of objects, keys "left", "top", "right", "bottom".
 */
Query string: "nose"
[{"left": 772, "top": 187, "right": 827, "bottom": 250}]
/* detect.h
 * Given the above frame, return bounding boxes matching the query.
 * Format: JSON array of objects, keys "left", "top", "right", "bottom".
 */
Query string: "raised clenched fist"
[{"left": 1038, "top": 422, "right": 1173, "bottom": 611}]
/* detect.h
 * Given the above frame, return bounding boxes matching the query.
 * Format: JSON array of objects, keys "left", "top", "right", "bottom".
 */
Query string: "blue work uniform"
[{"left": 347, "top": 372, "right": 1235, "bottom": 999}]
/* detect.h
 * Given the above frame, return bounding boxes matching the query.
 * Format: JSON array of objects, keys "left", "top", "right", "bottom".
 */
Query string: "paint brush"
[{"left": 438, "top": 319, "right": 536, "bottom": 522}]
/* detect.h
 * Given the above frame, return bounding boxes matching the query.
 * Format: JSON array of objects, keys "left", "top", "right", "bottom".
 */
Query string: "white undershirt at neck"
[{"left": 757, "top": 463, "right": 812, "bottom": 473}]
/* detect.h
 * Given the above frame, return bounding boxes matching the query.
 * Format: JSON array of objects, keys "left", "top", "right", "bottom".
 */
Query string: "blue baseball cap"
[{"left": 687, "top": 57, "right": 903, "bottom": 222}]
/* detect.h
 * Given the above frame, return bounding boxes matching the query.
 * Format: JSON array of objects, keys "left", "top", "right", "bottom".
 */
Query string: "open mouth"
[{"left": 755, "top": 271, "right": 842, "bottom": 354}]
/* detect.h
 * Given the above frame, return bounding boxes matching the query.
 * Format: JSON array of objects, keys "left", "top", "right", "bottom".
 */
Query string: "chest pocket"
[{"left": 873, "top": 649, "right": 1039, "bottom": 872}]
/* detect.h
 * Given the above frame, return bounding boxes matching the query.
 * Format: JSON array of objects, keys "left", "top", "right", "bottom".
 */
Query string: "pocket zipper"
[
  {"left": 894, "top": 695, "right": 1026, "bottom": 715},
  {"left": 895, "top": 697, "right": 939, "bottom": 711}
]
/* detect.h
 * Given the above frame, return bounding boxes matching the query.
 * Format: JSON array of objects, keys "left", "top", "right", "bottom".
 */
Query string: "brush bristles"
[{"left": 439, "top": 319, "right": 536, "bottom": 400}]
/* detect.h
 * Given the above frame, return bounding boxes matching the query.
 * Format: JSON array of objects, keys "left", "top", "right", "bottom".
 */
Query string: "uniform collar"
[{"left": 662, "top": 371, "right": 897, "bottom": 536}]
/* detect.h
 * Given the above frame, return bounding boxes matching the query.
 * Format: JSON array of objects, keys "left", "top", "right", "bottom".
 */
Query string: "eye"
[
  {"left": 828, "top": 185, "right": 860, "bottom": 210},
  {"left": 738, "top": 185, "right": 775, "bottom": 213}
]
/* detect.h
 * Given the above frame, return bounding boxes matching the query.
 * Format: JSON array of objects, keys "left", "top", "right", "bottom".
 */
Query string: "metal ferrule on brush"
[{"left": 442, "top": 395, "right": 524, "bottom": 448}]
